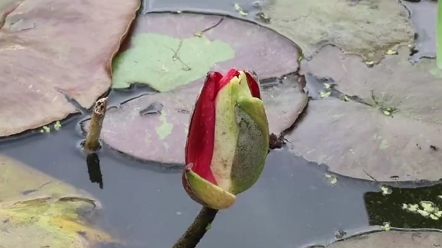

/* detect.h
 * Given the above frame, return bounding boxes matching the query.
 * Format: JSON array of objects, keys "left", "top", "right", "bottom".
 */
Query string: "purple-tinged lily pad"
[
  {"left": 328, "top": 231, "right": 442, "bottom": 248},
  {"left": 85, "top": 12, "right": 306, "bottom": 164},
  {"left": 111, "top": 12, "right": 300, "bottom": 91},
  {"left": 0, "top": 0, "right": 139, "bottom": 138},
  {"left": 84, "top": 78, "right": 307, "bottom": 164},
  {"left": 287, "top": 45, "right": 442, "bottom": 181}
]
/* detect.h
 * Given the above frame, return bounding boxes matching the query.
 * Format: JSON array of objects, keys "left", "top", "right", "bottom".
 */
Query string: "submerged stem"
[
  {"left": 437, "top": 0, "right": 442, "bottom": 69},
  {"left": 172, "top": 206, "right": 218, "bottom": 248},
  {"left": 84, "top": 97, "right": 108, "bottom": 151}
]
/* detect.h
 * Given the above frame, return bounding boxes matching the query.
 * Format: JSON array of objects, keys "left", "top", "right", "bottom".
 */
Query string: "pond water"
[{"left": 1, "top": 0, "right": 441, "bottom": 247}]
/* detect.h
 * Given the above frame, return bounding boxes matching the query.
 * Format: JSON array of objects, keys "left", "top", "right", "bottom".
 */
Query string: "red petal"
[
  {"left": 245, "top": 71, "right": 261, "bottom": 99},
  {"left": 218, "top": 69, "right": 240, "bottom": 91},
  {"left": 184, "top": 72, "right": 222, "bottom": 185}
]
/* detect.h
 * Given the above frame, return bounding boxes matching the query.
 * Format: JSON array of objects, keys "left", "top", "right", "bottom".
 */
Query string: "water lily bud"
[{"left": 182, "top": 69, "right": 269, "bottom": 210}]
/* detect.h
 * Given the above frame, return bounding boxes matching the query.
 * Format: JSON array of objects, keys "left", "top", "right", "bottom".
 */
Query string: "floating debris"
[
  {"left": 381, "top": 222, "right": 390, "bottom": 231},
  {"left": 325, "top": 173, "right": 338, "bottom": 185},
  {"left": 386, "top": 49, "right": 398, "bottom": 55},
  {"left": 402, "top": 200, "right": 442, "bottom": 220},
  {"left": 380, "top": 185, "right": 392, "bottom": 196},
  {"left": 255, "top": 12, "right": 271, "bottom": 23},
  {"left": 365, "top": 60, "right": 374, "bottom": 67},
  {"left": 206, "top": 223, "right": 212, "bottom": 230},
  {"left": 54, "top": 121, "right": 62, "bottom": 130},
  {"left": 234, "top": 3, "right": 248, "bottom": 16},
  {"left": 334, "top": 230, "right": 347, "bottom": 239},
  {"left": 320, "top": 91, "right": 331, "bottom": 98},
  {"left": 381, "top": 107, "right": 397, "bottom": 117},
  {"left": 420, "top": 201, "right": 437, "bottom": 213},
  {"left": 40, "top": 125, "right": 51, "bottom": 133},
  {"left": 297, "top": 55, "right": 303, "bottom": 62}
]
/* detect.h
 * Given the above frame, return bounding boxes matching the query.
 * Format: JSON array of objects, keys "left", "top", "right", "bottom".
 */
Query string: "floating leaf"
[
  {"left": 84, "top": 13, "right": 307, "bottom": 164},
  {"left": 288, "top": 46, "right": 442, "bottom": 181},
  {"left": 0, "top": 155, "right": 117, "bottom": 248},
  {"left": 327, "top": 231, "right": 442, "bottom": 248},
  {"left": 260, "top": 0, "right": 414, "bottom": 62},
  {"left": 0, "top": 0, "right": 139, "bottom": 137}
]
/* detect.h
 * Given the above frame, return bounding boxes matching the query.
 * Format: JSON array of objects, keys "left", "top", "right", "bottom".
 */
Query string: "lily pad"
[
  {"left": 83, "top": 12, "right": 306, "bottom": 164},
  {"left": 0, "top": 0, "right": 139, "bottom": 137},
  {"left": 287, "top": 45, "right": 442, "bottom": 181},
  {"left": 328, "top": 231, "right": 442, "bottom": 248},
  {"left": 111, "top": 12, "right": 300, "bottom": 91},
  {"left": 0, "top": 155, "right": 116, "bottom": 247},
  {"left": 84, "top": 76, "right": 307, "bottom": 164},
  {"left": 261, "top": 0, "right": 414, "bottom": 62}
]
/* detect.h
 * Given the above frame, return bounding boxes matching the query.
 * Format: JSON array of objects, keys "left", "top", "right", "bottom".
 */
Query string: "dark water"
[{"left": 1, "top": 0, "right": 442, "bottom": 247}]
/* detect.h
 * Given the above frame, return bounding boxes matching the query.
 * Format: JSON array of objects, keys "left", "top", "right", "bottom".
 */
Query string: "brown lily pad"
[
  {"left": 0, "top": 0, "right": 139, "bottom": 137},
  {"left": 328, "top": 231, "right": 442, "bottom": 248},
  {"left": 261, "top": 0, "right": 414, "bottom": 63},
  {"left": 287, "top": 45, "right": 442, "bottom": 181},
  {"left": 0, "top": 155, "right": 117, "bottom": 248}
]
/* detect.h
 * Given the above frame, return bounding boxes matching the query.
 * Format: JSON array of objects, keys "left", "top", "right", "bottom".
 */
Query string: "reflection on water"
[{"left": 87, "top": 153, "right": 104, "bottom": 189}]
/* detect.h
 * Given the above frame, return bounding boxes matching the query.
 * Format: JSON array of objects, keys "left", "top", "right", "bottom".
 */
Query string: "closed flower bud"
[{"left": 182, "top": 69, "right": 269, "bottom": 210}]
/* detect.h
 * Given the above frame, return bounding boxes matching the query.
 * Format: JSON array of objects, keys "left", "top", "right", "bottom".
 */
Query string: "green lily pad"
[
  {"left": 0, "top": 155, "right": 117, "bottom": 248},
  {"left": 111, "top": 12, "right": 300, "bottom": 91},
  {"left": 0, "top": 0, "right": 139, "bottom": 137},
  {"left": 287, "top": 45, "right": 442, "bottom": 181},
  {"left": 328, "top": 231, "right": 442, "bottom": 248},
  {"left": 261, "top": 0, "right": 414, "bottom": 62}
]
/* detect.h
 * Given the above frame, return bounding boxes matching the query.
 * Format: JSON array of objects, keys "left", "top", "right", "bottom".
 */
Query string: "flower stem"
[
  {"left": 172, "top": 206, "right": 218, "bottom": 248},
  {"left": 84, "top": 97, "right": 108, "bottom": 151},
  {"left": 437, "top": 0, "right": 442, "bottom": 69}
]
